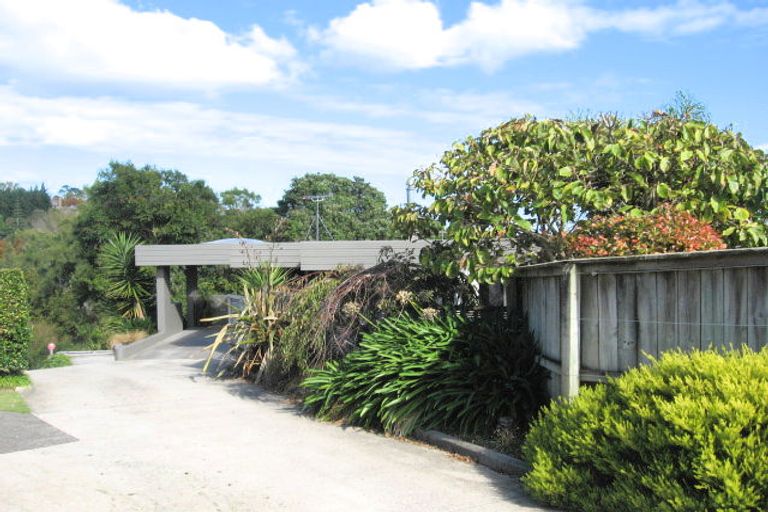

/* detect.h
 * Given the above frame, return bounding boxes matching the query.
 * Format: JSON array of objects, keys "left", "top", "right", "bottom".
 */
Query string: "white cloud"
[
  {"left": 0, "top": 0, "right": 299, "bottom": 89},
  {"left": 295, "top": 89, "right": 543, "bottom": 129},
  {"left": 315, "top": 0, "right": 768, "bottom": 70},
  {"left": 0, "top": 86, "right": 445, "bottom": 203}
]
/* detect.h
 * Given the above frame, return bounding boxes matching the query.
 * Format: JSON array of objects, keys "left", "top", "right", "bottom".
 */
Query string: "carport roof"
[{"left": 134, "top": 239, "right": 429, "bottom": 271}]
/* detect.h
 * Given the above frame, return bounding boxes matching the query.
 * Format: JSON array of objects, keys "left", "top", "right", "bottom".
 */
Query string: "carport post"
[
  {"left": 185, "top": 266, "right": 200, "bottom": 328},
  {"left": 156, "top": 266, "right": 183, "bottom": 334}
]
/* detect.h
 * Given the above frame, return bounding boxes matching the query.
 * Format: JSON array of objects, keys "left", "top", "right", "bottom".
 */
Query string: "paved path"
[{"left": 2, "top": 331, "right": 551, "bottom": 512}]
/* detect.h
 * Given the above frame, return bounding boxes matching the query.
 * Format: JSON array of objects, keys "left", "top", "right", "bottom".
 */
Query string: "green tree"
[
  {"left": 216, "top": 186, "right": 280, "bottom": 240},
  {"left": 74, "top": 162, "right": 220, "bottom": 261},
  {"left": 395, "top": 113, "right": 768, "bottom": 282},
  {"left": 220, "top": 187, "right": 261, "bottom": 211},
  {"left": 0, "top": 211, "right": 102, "bottom": 345},
  {"left": 0, "top": 183, "right": 51, "bottom": 231},
  {"left": 277, "top": 173, "right": 392, "bottom": 241},
  {"left": 220, "top": 207, "right": 281, "bottom": 240}
]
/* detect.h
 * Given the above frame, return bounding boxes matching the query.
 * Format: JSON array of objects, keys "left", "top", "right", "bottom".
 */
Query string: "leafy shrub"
[
  {"left": 37, "top": 354, "right": 72, "bottom": 369},
  {"left": 303, "top": 312, "right": 548, "bottom": 436},
  {"left": 275, "top": 273, "right": 346, "bottom": 386},
  {"left": 565, "top": 204, "right": 727, "bottom": 257},
  {"left": 394, "top": 113, "right": 767, "bottom": 282},
  {"left": 312, "top": 259, "right": 478, "bottom": 363},
  {"left": 523, "top": 348, "right": 768, "bottom": 511},
  {"left": 0, "top": 269, "right": 32, "bottom": 374}
]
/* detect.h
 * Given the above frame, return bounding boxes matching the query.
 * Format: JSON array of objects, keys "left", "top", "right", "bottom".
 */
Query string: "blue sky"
[{"left": 1, "top": 0, "right": 767, "bottom": 206}]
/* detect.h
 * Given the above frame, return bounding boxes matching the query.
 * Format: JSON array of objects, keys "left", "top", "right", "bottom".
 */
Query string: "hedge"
[
  {"left": 0, "top": 269, "right": 32, "bottom": 374},
  {"left": 523, "top": 348, "right": 768, "bottom": 511}
]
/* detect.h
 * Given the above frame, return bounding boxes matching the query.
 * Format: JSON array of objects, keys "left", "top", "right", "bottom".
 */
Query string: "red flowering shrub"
[{"left": 565, "top": 205, "right": 727, "bottom": 257}]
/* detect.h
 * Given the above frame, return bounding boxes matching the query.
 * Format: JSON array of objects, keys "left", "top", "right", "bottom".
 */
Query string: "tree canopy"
[
  {"left": 0, "top": 183, "right": 50, "bottom": 232},
  {"left": 74, "top": 162, "right": 220, "bottom": 260},
  {"left": 394, "top": 113, "right": 768, "bottom": 282},
  {"left": 220, "top": 187, "right": 261, "bottom": 211},
  {"left": 277, "top": 173, "right": 392, "bottom": 241}
]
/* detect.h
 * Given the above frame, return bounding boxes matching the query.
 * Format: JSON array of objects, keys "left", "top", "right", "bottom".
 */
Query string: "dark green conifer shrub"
[{"left": 523, "top": 348, "right": 768, "bottom": 511}]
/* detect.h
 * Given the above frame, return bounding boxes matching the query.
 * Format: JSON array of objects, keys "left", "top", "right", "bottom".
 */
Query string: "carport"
[{"left": 121, "top": 239, "right": 428, "bottom": 359}]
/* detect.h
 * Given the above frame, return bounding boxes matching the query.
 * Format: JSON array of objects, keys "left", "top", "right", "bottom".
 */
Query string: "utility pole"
[
  {"left": 405, "top": 177, "right": 415, "bottom": 205},
  {"left": 303, "top": 194, "right": 333, "bottom": 241}
]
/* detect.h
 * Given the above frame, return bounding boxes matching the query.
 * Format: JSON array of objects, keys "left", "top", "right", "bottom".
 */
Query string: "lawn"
[
  {"left": 0, "top": 389, "right": 30, "bottom": 413},
  {"left": 0, "top": 374, "right": 31, "bottom": 413}
]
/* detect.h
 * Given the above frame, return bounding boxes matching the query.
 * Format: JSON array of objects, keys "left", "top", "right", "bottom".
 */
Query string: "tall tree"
[
  {"left": 74, "top": 161, "right": 220, "bottom": 261},
  {"left": 0, "top": 183, "right": 51, "bottom": 226},
  {"left": 217, "top": 187, "right": 279, "bottom": 240},
  {"left": 277, "top": 173, "right": 392, "bottom": 241},
  {"left": 220, "top": 187, "right": 261, "bottom": 211}
]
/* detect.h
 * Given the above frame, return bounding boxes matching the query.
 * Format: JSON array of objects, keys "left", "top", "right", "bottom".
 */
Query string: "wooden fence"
[{"left": 499, "top": 248, "right": 768, "bottom": 398}]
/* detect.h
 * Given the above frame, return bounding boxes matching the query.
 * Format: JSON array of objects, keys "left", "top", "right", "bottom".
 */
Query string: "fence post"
[{"left": 560, "top": 263, "right": 580, "bottom": 398}]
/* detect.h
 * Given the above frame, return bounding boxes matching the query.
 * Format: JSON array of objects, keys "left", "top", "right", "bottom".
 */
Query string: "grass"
[
  {"left": 0, "top": 373, "right": 31, "bottom": 413},
  {"left": 0, "top": 389, "right": 30, "bottom": 413},
  {"left": 37, "top": 354, "right": 72, "bottom": 369},
  {"left": 0, "top": 373, "right": 31, "bottom": 389}
]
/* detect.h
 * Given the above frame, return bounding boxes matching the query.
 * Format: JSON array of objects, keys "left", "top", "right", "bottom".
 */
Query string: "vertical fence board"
[
  {"left": 701, "top": 269, "right": 725, "bottom": 349},
  {"left": 538, "top": 277, "right": 550, "bottom": 356},
  {"left": 723, "top": 268, "right": 749, "bottom": 346},
  {"left": 544, "top": 277, "right": 561, "bottom": 361},
  {"left": 656, "top": 272, "right": 678, "bottom": 354},
  {"left": 560, "top": 264, "right": 581, "bottom": 397},
  {"left": 748, "top": 267, "right": 768, "bottom": 351},
  {"left": 616, "top": 274, "right": 638, "bottom": 370},
  {"left": 598, "top": 274, "right": 619, "bottom": 372},
  {"left": 677, "top": 271, "right": 702, "bottom": 350},
  {"left": 580, "top": 274, "right": 600, "bottom": 370},
  {"left": 529, "top": 278, "right": 539, "bottom": 339},
  {"left": 636, "top": 273, "right": 658, "bottom": 363}
]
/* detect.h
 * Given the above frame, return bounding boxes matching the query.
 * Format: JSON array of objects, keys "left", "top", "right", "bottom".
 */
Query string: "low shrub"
[
  {"left": 37, "top": 354, "right": 72, "bottom": 369},
  {"left": 107, "top": 330, "right": 148, "bottom": 348},
  {"left": 202, "top": 264, "right": 298, "bottom": 382},
  {"left": 311, "top": 259, "right": 478, "bottom": 364},
  {"left": 0, "top": 268, "right": 32, "bottom": 374},
  {"left": 274, "top": 273, "right": 345, "bottom": 387},
  {"left": 565, "top": 204, "right": 727, "bottom": 257},
  {"left": 523, "top": 348, "right": 768, "bottom": 511},
  {"left": 303, "top": 311, "right": 548, "bottom": 437},
  {"left": 28, "top": 320, "right": 60, "bottom": 369},
  {"left": 0, "top": 373, "right": 31, "bottom": 389}
]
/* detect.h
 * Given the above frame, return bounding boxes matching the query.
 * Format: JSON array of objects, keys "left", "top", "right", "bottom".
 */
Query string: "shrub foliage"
[
  {"left": 565, "top": 204, "right": 727, "bottom": 257},
  {"left": 0, "top": 269, "right": 32, "bottom": 374},
  {"left": 394, "top": 114, "right": 768, "bottom": 282},
  {"left": 523, "top": 348, "right": 768, "bottom": 511},
  {"left": 303, "top": 312, "right": 548, "bottom": 436}
]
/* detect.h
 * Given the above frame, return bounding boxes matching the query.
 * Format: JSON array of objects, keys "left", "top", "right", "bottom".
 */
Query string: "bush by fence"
[
  {"left": 0, "top": 268, "right": 32, "bottom": 374},
  {"left": 523, "top": 347, "right": 768, "bottom": 511}
]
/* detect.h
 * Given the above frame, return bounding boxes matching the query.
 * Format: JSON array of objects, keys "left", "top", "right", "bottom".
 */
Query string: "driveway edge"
[{"left": 413, "top": 429, "right": 530, "bottom": 476}]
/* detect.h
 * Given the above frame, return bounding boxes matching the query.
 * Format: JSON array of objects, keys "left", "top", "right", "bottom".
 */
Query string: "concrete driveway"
[{"left": 3, "top": 330, "right": 550, "bottom": 512}]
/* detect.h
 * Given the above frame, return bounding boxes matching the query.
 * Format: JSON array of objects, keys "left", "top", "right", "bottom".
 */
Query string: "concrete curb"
[
  {"left": 113, "top": 330, "right": 181, "bottom": 360},
  {"left": 413, "top": 430, "right": 530, "bottom": 476},
  {"left": 59, "top": 350, "right": 113, "bottom": 356}
]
